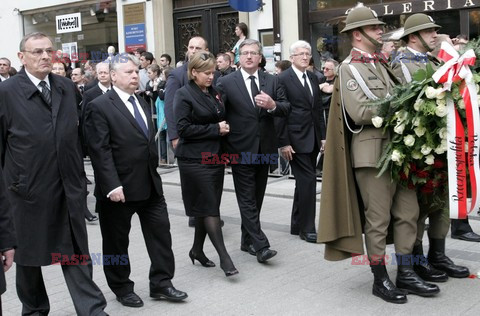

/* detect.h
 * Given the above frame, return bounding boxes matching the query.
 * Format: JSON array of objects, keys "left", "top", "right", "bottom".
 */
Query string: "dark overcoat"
[{"left": 0, "top": 68, "right": 89, "bottom": 266}]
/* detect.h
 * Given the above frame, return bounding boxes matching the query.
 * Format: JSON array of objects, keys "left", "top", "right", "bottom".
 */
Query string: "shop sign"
[
  {"left": 56, "top": 13, "right": 82, "bottom": 34},
  {"left": 378, "top": 0, "right": 480, "bottom": 16},
  {"left": 125, "top": 23, "right": 146, "bottom": 52}
]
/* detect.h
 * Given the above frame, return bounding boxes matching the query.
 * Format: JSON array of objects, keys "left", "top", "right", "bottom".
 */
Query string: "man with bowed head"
[
  {"left": 318, "top": 6, "right": 439, "bottom": 304},
  {"left": 84, "top": 54, "right": 187, "bottom": 308},
  {"left": 0, "top": 32, "right": 107, "bottom": 315}
]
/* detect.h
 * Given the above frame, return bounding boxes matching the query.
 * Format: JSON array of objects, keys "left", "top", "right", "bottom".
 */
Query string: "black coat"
[
  {"left": 80, "top": 84, "right": 104, "bottom": 155},
  {"left": 164, "top": 63, "right": 188, "bottom": 141},
  {"left": 84, "top": 88, "right": 163, "bottom": 201},
  {"left": 276, "top": 67, "right": 326, "bottom": 153},
  {"left": 174, "top": 81, "right": 225, "bottom": 159},
  {"left": 216, "top": 70, "right": 290, "bottom": 156},
  {"left": 0, "top": 69, "right": 89, "bottom": 266},
  {"left": 0, "top": 167, "right": 16, "bottom": 294}
]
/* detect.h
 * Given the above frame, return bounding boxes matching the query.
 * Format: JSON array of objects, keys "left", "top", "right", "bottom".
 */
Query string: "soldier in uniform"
[
  {"left": 319, "top": 6, "right": 439, "bottom": 304},
  {"left": 391, "top": 13, "right": 470, "bottom": 282}
]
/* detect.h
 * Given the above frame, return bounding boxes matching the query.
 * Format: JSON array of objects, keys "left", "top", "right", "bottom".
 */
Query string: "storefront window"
[
  {"left": 469, "top": 10, "right": 480, "bottom": 39},
  {"left": 23, "top": 2, "right": 118, "bottom": 67}
]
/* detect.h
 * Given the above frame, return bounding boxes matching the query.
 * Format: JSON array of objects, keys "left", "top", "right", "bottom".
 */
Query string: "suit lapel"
[
  {"left": 49, "top": 76, "right": 62, "bottom": 130},
  {"left": 109, "top": 90, "right": 148, "bottom": 139},
  {"left": 233, "top": 71, "right": 257, "bottom": 113}
]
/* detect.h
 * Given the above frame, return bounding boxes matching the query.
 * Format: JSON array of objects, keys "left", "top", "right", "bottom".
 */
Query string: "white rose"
[
  {"left": 412, "top": 151, "right": 423, "bottom": 159},
  {"left": 436, "top": 89, "right": 446, "bottom": 100},
  {"left": 421, "top": 144, "right": 432, "bottom": 155},
  {"left": 414, "top": 126, "right": 426, "bottom": 137},
  {"left": 425, "top": 154, "right": 435, "bottom": 165},
  {"left": 412, "top": 117, "right": 421, "bottom": 127},
  {"left": 394, "top": 123, "right": 405, "bottom": 134},
  {"left": 441, "top": 139, "right": 448, "bottom": 151},
  {"left": 414, "top": 99, "right": 425, "bottom": 111},
  {"left": 425, "top": 86, "right": 438, "bottom": 99},
  {"left": 434, "top": 145, "right": 446, "bottom": 154},
  {"left": 391, "top": 149, "right": 403, "bottom": 164},
  {"left": 458, "top": 99, "right": 465, "bottom": 110},
  {"left": 403, "top": 135, "right": 415, "bottom": 147},
  {"left": 438, "top": 127, "right": 447, "bottom": 140},
  {"left": 435, "top": 104, "right": 448, "bottom": 117},
  {"left": 477, "top": 84, "right": 480, "bottom": 93},
  {"left": 371, "top": 116, "right": 384, "bottom": 128},
  {"left": 436, "top": 98, "right": 446, "bottom": 107}
]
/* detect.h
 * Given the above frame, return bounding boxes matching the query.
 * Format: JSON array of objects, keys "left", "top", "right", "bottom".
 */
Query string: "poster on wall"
[
  {"left": 61, "top": 42, "right": 78, "bottom": 63},
  {"left": 123, "top": 3, "right": 147, "bottom": 52}
]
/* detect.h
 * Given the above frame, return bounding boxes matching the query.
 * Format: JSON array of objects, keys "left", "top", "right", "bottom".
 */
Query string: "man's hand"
[
  {"left": 255, "top": 91, "right": 276, "bottom": 110},
  {"left": 2, "top": 249, "right": 15, "bottom": 272},
  {"left": 109, "top": 187, "right": 125, "bottom": 203},
  {"left": 281, "top": 145, "right": 295, "bottom": 161},
  {"left": 321, "top": 140, "right": 326, "bottom": 153},
  {"left": 218, "top": 121, "right": 230, "bottom": 136},
  {"left": 171, "top": 138, "right": 179, "bottom": 150}
]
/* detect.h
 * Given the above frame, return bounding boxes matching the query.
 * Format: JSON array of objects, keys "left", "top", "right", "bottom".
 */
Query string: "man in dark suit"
[
  {"left": 277, "top": 40, "right": 326, "bottom": 243},
  {"left": 0, "top": 167, "right": 15, "bottom": 313},
  {"left": 81, "top": 61, "right": 112, "bottom": 222},
  {"left": 0, "top": 32, "right": 107, "bottom": 315},
  {"left": 213, "top": 53, "right": 235, "bottom": 86},
  {"left": 85, "top": 54, "right": 187, "bottom": 308},
  {"left": 216, "top": 39, "right": 290, "bottom": 263}
]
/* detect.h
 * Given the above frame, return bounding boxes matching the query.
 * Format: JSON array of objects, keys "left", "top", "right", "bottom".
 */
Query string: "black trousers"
[
  {"left": 231, "top": 163, "right": 270, "bottom": 252},
  {"left": 290, "top": 151, "right": 318, "bottom": 234},
  {"left": 451, "top": 218, "right": 474, "bottom": 235},
  {"left": 97, "top": 191, "right": 174, "bottom": 297}
]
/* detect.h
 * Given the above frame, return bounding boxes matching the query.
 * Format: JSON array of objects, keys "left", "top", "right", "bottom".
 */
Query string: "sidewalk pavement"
[{"left": 2, "top": 163, "right": 480, "bottom": 315}]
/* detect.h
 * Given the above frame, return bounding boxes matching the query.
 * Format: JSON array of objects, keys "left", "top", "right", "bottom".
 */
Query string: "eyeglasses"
[
  {"left": 291, "top": 52, "right": 312, "bottom": 57},
  {"left": 323, "top": 67, "right": 333, "bottom": 71},
  {"left": 23, "top": 48, "right": 55, "bottom": 57},
  {"left": 240, "top": 51, "right": 260, "bottom": 56}
]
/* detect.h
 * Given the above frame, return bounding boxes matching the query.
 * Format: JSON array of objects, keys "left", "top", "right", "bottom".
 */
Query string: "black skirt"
[{"left": 178, "top": 159, "right": 225, "bottom": 217}]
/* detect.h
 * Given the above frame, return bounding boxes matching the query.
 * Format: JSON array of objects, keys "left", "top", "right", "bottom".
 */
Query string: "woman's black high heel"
[
  {"left": 220, "top": 260, "right": 239, "bottom": 277},
  {"left": 189, "top": 250, "right": 215, "bottom": 267}
]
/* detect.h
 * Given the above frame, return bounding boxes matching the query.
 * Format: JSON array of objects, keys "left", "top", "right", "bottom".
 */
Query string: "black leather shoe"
[
  {"left": 396, "top": 255, "right": 440, "bottom": 297},
  {"left": 371, "top": 264, "right": 407, "bottom": 304},
  {"left": 412, "top": 244, "right": 448, "bottom": 283},
  {"left": 86, "top": 215, "right": 98, "bottom": 222},
  {"left": 116, "top": 292, "right": 144, "bottom": 308},
  {"left": 256, "top": 248, "right": 277, "bottom": 263},
  {"left": 150, "top": 286, "right": 188, "bottom": 302},
  {"left": 428, "top": 238, "right": 470, "bottom": 278},
  {"left": 299, "top": 232, "right": 317, "bottom": 243},
  {"left": 451, "top": 231, "right": 480, "bottom": 242},
  {"left": 240, "top": 244, "right": 256, "bottom": 256}
]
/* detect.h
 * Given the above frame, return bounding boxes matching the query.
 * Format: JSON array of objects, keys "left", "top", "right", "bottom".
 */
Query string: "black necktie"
[
  {"left": 249, "top": 75, "right": 259, "bottom": 107},
  {"left": 39, "top": 81, "right": 51, "bottom": 106},
  {"left": 303, "top": 73, "right": 313, "bottom": 102},
  {"left": 128, "top": 96, "right": 148, "bottom": 137}
]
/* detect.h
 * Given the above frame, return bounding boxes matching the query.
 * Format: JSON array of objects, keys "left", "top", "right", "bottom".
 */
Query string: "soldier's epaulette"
[{"left": 343, "top": 54, "right": 353, "bottom": 64}]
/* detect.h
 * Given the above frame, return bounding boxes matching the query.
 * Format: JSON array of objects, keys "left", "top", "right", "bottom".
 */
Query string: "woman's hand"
[{"left": 218, "top": 121, "right": 230, "bottom": 136}]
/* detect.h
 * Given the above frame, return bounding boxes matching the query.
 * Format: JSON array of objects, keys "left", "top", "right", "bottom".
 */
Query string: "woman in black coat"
[{"left": 174, "top": 51, "right": 238, "bottom": 277}]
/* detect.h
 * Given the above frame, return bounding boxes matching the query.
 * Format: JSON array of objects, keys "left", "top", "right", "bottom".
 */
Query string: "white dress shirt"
[
  {"left": 240, "top": 68, "right": 259, "bottom": 106},
  {"left": 291, "top": 65, "right": 313, "bottom": 95}
]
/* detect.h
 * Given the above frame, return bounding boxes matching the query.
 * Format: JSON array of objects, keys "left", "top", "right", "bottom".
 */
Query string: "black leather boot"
[
  {"left": 396, "top": 254, "right": 440, "bottom": 297},
  {"left": 428, "top": 238, "right": 470, "bottom": 278},
  {"left": 371, "top": 263, "right": 407, "bottom": 304},
  {"left": 412, "top": 243, "right": 448, "bottom": 282}
]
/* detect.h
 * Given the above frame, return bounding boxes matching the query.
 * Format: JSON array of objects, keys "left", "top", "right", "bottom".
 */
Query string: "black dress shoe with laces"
[
  {"left": 256, "top": 248, "right": 277, "bottom": 263},
  {"left": 299, "top": 232, "right": 317, "bottom": 243},
  {"left": 150, "top": 286, "right": 188, "bottom": 302},
  {"left": 240, "top": 244, "right": 256, "bottom": 256},
  {"left": 116, "top": 292, "right": 144, "bottom": 308}
]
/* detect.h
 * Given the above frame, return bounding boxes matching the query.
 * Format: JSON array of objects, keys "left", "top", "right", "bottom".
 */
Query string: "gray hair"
[
  {"left": 110, "top": 54, "right": 140, "bottom": 72},
  {"left": 0, "top": 57, "right": 11, "bottom": 66},
  {"left": 289, "top": 40, "right": 312, "bottom": 55},
  {"left": 239, "top": 39, "right": 263, "bottom": 55},
  {"left": 19, "top": 32, "right": 52, "bottom": 52},
  {"left": 96, "top": 61, "right": 110, "bottom": 72}
]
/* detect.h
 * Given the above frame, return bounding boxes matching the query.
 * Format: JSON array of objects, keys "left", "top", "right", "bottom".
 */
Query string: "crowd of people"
[{"left": 0, "top": 11, "right": 480, "bottom": 314}]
